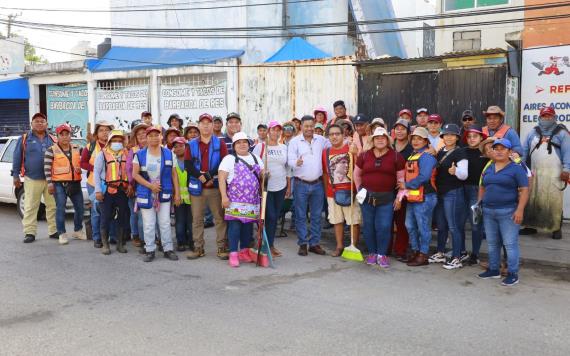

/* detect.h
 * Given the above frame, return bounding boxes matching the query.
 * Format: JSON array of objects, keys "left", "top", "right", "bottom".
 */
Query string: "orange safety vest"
[
  {"left": 483, "top": 124, "right": 511, "bottom": 139},
  {"left": 103, "top": 148, "right": 129, "bottom": 194},
  {"left": 51, "top": 144, "right": 82, "bottom": 182},
  {"left": 405, "top": 151, "right": 436, "bottom": 203},
  {"left": 86, "top": 142, "right": 103, "bottom": 186},
  {"left": 20, "top": 132, "right": 57, "bottom": 177}
]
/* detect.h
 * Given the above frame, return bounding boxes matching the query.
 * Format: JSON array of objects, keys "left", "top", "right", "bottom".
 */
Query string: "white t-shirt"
[
  {"left": 252, "top": 143, "right": 290, "bottom": 192},
  {"left": 219, "top": 153, "right": 264, "bottom": 184},
  {"left": 133, "top": 150, "right": 162, "bottom": 182}
]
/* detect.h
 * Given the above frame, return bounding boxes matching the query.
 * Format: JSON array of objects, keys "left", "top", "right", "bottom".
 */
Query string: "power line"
[
  {"left": 6, "top": 36, "right": 570, "bottom": 70},
  {"left": 2, "top": 13, "right": 569, "bottom": 39},
  {"left": 0, "top": 0, "right": 324, "bottom": 13},
  {"left": 2, "top": 1, "right": 568, "bottom": 33}
]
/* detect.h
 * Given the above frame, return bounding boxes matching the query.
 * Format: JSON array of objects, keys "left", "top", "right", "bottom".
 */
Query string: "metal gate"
[
  {"left": 358, "top": 65, "right": 507, "bottom": 128},
  {"left": 0, "top": 99, "right": 30, "bottom": 137}
]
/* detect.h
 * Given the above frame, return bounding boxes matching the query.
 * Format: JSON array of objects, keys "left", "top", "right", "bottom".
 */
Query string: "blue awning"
[
  {"left": 0, "top": 78, "right": 29, "bottom": 100},
  {"left": 89, "top": 46, "right": 244, "bottom": 72},
  {"left": 264, "top": 37, "right": 330, "bottom": 63}
]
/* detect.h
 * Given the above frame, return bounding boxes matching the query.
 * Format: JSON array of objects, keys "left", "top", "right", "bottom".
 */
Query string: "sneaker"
[
  {"left": 49, "top": 232, "right": 59, "bottom": 239},
  {"left": 478, "top": 269, "right": 501, "bottom": 279},
  {"left": 443, "top": 257, "right": 462, "bottom": 270},
  {"left": 238, "top": 248, "right": 253, "bottom": 263},
  {"left": 23, "top": 234, "right": 35, "bottom": 243},
  {"left": 93, "top": 240, "right": 103, "bottom": 248},
  {"left": 72, "top": 230, "right": 86, "bottom": 240},
  {"left": 229, "top": 252, "right": 239, "bottom": 267},
  {"left": 501, "top": 273, "right": 519, "bottom": 286},
  {"left": 466, "top": 254, "right": 480, "bottom": 266},
  {"left": 163, "top": 251, "right": 179, "bottom": 261},
  {"left": 365, "top": 254, "right": 377, "bottom": 265},
  {"left": 143, "top": 251, "right": 155, "bottom": 262},
  {"left": 377, "top": 255, "right": 390, "bottom": 268},
  {"left": 459, "top": 251, "right": 470, "bottom": 263},
  {"left": 428, "top": 252, "right": 446, "bottom": 264},
  {"left": 176, "top": 245, "right": 186, "bottom": 252},
  {"left": 59, "top": 233, "right": 69, "bottom": 245}
]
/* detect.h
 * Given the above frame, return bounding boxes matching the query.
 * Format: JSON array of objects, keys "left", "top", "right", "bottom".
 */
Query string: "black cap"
[
  {"left": 226, "top": 112, "right": 241, "bottom": 121},
  {"left": 301, "top": 115, "right": 314, "bottom": 122},
  {"left": 462, "top": 110, "right": 474, "bottom": 119},
  {"left": 167, "top": 113, "right": 182, "bottom": 125},
  {"left": 333, "top": 100, "right": 345, "bottom": 109},
  {"left": 440, "top": 123, "right": 461, "bottom": 137},
  {"left": 257, "top": 124, "right": 268, "bottom": 130},
  {"left": 213, "top": 115, "right": 223, "bottom": 123},
  {"left": 352, "top": 113, "right": 369, "bottom": 124}
]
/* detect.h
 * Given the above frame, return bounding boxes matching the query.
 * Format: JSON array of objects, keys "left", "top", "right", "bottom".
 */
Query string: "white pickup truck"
[{"left": 0, "top": 136, "right": 89, "bottom": 219}]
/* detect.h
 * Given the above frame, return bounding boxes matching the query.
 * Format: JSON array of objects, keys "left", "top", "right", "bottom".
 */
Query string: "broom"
[{"left": 342, "top": 150, "right": 364, "bottom": 262}]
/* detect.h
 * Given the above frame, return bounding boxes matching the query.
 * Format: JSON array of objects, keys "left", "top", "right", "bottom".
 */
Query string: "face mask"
[
  {"left": 110, "top": 142, "right": 123, "bottom": 151},
  {"left": 538, "top": 118, "right": 556, "bottom": 133}
]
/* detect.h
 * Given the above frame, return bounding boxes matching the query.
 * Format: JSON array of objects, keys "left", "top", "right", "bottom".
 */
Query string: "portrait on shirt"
[{"left": 329, "top": 152, "right": 352, "bottom": 184}]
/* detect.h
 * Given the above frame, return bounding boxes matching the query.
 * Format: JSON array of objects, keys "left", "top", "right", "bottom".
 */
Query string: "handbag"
[{"left": 325, "top": 148, "right": 353, "bottom": 207}]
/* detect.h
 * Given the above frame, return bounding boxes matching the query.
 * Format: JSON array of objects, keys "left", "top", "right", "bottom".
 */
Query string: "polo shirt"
[{"left": 481, "top": 161, "right": 528, "bottom": 209}]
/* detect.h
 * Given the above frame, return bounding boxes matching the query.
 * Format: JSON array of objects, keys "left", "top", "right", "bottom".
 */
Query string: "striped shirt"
[{"left": 44, "top": 146, "right": 72, "bottom": 185}]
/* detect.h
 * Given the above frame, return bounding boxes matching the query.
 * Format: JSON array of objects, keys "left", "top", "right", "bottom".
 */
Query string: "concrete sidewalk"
[{"left": 282, "top": 219, "right": 570, "bottom": 268}]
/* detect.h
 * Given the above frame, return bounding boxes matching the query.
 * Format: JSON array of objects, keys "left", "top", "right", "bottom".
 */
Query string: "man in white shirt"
[{"left": 287, "top": 115, "right": 331, "bottom": 256}]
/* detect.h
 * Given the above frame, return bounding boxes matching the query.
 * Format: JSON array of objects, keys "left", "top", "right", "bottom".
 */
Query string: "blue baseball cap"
[{"left": 492, "top": 138, "right": 512, "bottom": 149}]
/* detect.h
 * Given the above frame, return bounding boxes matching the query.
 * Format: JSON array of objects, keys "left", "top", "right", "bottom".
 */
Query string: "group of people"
[{"left": 12, "top": 100, "right": 569, "bottom": 286}]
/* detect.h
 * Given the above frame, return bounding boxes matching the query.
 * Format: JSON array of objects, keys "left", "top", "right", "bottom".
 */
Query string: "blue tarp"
[
  {"left": 264, "top": 37, "right": 330, "bottom": 63},
  {"left": 0, "top": 78, "right": 29, "bottom": 100},
  {"left": 89, "top": 46, "right": 244, "bottom": 72}
]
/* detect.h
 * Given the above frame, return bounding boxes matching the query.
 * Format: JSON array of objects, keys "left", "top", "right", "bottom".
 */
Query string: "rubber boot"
[
  {"left": 117, "top": 228, "right": 127, "bottom": 253},
  {"left": 101, "top": 230, "right": 111, "bottom": 255}
]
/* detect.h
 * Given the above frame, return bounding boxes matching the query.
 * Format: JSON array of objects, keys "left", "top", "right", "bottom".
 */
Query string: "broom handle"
[{"left": 348, "top": 149, "right": 354, "bottom": 246}]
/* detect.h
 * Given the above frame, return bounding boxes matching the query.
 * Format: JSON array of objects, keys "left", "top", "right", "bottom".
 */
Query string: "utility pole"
[{"left": 6, "top": 12, "right": 21, "bottom": 38}]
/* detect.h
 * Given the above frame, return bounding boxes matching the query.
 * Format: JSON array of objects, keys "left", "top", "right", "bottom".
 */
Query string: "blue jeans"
[
  {"left": 293, "top": 179, "right": 324, "bottom": 246},
  {"left": 464, "top": 185, "right": 484, "bottom": 256},
  {"left": 227, "top": 220, "right": 253, "bottom": 252},
  {"left": 483, "top": 207, "right": 520, "bottom": 274},
  {"left": 54, "top": 182, "right": 84, "bottom": 234},
  {"left": 265, "top": 188, "right": 286, "bottom": 247},
  {"left": 406, "top": 193, "right": 437, "bottom": 254},
  {"left": 360, "top": 200, "right": 393, "bottom": 255},
  {"left": 175, "top": 203, "right": 193, "bottom": 247},
  {"left": 435, "top": 188, "right": 466, "bottom": 258},
  {"left": 128, "top": 197, "right": 140, "bottom": 237},
  {"left": 88, "top": 184, "right": 118, "bottom": 242}
]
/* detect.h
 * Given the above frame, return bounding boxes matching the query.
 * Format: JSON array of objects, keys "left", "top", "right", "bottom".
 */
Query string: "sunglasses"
[
  {"left": 462, "top": 117, "right": 474, "bottom": 122},
  {"left": 283, "top": 126, "right": 294, "bottom": 132}
]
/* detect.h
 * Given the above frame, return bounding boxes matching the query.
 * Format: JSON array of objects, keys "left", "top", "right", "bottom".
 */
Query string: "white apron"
[{"left": 523, "top": 135, "right": 565, "bottom": 232}]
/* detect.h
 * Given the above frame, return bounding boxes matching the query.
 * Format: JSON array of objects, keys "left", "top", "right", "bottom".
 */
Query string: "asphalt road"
[{"left": 1, "top": 203, "right": 569, "bottom": 356}]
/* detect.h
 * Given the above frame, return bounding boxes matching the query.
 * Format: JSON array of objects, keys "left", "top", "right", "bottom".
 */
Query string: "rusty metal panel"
[
  {"left": 358, "top": 65, "right": 507, "bottom": 128},
  {"left": 238, "top": 57, "right": 357, "bottom": 136},
  {"left": 238, "top": 65, "right": 292, "bottom": 136},
  {"left": 294, "top": 57, "right": 358, "bottom": 119}
]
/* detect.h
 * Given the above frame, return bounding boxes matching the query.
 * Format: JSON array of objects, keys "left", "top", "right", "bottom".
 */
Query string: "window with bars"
[
  {"left": 444, "top": 0, "right": 509, "bottom": 11},
  {"left": 96, "top": 78, "right": 150, "bottom": 90},
  {"left": 159, "top": 73, "right": 226, "bottom": 87}
]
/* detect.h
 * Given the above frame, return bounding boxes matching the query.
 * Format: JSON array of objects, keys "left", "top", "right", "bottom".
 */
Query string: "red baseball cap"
[
  {"left": 539, "top": 106, "right": 556, "bottom": 117},
  {"left": 399, "top": 109, "right": 412, "bottom": 118},
  {"left": 199, "top": 113, "right": 213, "bottom": 122},
  {"left": 427, "top": 114, "right": 443, "bottom": 124},
  {"left": 172, "top": 136, "right": 187, "bottom": 146},
  {"left": 56, "top": 123, "right": 72, "bottom": 134},
  {"left": 145, "top": 125, "right": 162, "bottom": 135}
]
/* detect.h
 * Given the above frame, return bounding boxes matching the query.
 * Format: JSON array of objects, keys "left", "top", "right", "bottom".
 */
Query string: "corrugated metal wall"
[
  {"left": 0, "top": 100, "right": 30, "bottom": 137},
  {"left": 358, "top": 65, "right": 507, "bottom": 128},
  {"left": 238, "top": 57, "right": 357, "bottom": 136}
]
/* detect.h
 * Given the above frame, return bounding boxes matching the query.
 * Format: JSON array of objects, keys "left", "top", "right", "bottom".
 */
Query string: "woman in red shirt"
[{"left": 356, "top": 127, "right": 405, "bottom": 268}]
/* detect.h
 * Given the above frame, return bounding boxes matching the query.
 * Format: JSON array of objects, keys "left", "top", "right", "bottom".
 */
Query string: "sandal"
[
  {"left": 330, "top": 248, "right": 344, "bottom": 257},
  {"left": 270, "top": 247, "right": 282, "bottom": 257}
]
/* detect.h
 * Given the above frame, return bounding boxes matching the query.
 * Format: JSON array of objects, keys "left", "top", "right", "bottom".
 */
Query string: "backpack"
[{"left": 526, "top": 124, "right": 568, "bottom": 169}]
